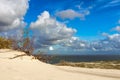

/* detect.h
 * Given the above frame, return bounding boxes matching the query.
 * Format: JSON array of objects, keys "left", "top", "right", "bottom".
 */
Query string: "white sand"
[{"left": 0, "top": 49, "right": 120, "bottom": 80}]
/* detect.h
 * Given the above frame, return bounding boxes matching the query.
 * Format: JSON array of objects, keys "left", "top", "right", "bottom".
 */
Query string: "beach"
[{"left": 0, "top": 49, "right": 120, "bottom": 80}]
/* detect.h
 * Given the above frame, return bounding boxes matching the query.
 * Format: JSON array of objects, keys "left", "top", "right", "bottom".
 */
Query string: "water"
[{"left": 49, "top": 54, "right": 120, "bottom": 64}]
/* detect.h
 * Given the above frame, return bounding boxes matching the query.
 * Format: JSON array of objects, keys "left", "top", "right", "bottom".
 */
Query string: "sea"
[{"left": 48, "top": 54, "right": 120, "bottom": 64}]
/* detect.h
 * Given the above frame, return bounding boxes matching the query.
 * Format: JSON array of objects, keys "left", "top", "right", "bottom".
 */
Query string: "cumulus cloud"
[
  {"left": 60, "top": 37, "right": 88, "bottom": 50},
  {"left": 90, "top": 33, "right": 120, "bottom": 51},
  {"left": 30, "top": 12, "right": 120, "bottom": 52},
  {"left": 31, "top": 12, "right": 120, "bottom": 53},
  {"left": 113, "top": 26, "right": 120, "bottom": 32},
  {"left": 0, "top": 0, "right": 29, "bottom": 31},
  {"left": 0, "top": 27, "right": 24, "bottom": 41},
  {"left": 56, "top": 9, "right": 90, "bottom": 20},
  {"left": 46, "top": 33, "right": 120, "bottom": 54},
  {"left": 61, "top": 33, "right": 120, "bottom": 52},
  {"left": 30, "top": 11, "right": 76, "bottom": 48}
]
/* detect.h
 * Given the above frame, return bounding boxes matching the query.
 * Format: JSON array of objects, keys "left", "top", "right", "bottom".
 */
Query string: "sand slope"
[{"left": 0, "top": 49, "right": 120, "bottom": 80}]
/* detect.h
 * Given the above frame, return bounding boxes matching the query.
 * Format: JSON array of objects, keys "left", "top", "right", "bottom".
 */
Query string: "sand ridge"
[{"left": 0, "top": 49, "right": 120, "bottom": 80}]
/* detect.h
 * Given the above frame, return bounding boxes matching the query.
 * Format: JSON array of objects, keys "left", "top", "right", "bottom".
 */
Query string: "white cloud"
[
  {"left": 75, "top": 2, "right": 84, "bottom": 9},
  {"left": 100, "top": 0, "right": 120, "bottom": 9},
  {"left": 113, "top": 26, "right": 120, "bottom": 32},
  {"left": 109, "top": 0, "right": 120, "bottom": 5},
  {"left": 30, "top": 11, "right": 76, "bottom": 48},
  {"left": 0, "top": 0, "right": 29, "bottom": 31},
  {"left": 0, "top": 28, "right": 24, "bottom": 42},
  {"left": 47, "top": 33, "right": 120, "bottom": 53},
  {"left": 31, "top": 12, "right": 120, "bottom": 52},
  {"left": 108, "top": 33, "right": 120, "bottom": 40},
  {"left": 60, "top": 37, "right": 88, "bottom": 50},
  {"left": 56, "top": 9, "right": 90, "bottom": 20},
  {"left": 102, "top": 32, "right": 109, "bottom": 36},
  {"left": 90, "top": 33, "right": 120, "bottom": 51}
]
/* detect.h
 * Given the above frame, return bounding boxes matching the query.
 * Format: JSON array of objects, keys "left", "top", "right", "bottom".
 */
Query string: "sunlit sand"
[{"left": 0, "top": 49, "right": 120, "bottom": 80}]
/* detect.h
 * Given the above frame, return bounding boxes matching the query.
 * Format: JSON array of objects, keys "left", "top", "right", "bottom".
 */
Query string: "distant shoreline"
[
  {"left": 56, "top": 60, "right": 120, "bottom": 70},
  {"left": 34, "top": 54, "right": 120, "bottom": 64}
]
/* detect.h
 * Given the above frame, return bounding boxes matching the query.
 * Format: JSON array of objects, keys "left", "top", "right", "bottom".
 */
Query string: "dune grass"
[
  {"left": 57, "top": 60, "right": 120, "bottom": 70},
  {"left": 0, "top": 37, "right": 12, "bottom": 49}
]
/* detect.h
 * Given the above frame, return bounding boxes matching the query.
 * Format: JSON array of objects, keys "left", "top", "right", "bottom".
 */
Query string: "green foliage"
[{"left": 0, "top": 37, "right": 12, "bottom": 49}]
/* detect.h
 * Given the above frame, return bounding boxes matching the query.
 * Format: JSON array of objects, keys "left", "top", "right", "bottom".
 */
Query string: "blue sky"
[
  {"left": 24, "top": 0, "right": 120, "bottom": 40},
  {"left": 0, "top": 0, "right": 120, "bottom": 55}
]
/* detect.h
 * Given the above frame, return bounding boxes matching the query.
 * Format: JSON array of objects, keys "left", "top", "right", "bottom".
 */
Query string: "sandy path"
[{"left": 0, "top": 49, "right": 120, "bottom": 80}]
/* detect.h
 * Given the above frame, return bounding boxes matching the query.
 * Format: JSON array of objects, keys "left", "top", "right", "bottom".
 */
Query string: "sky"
[{"left": 0, "top": 0, "right": 120, "bottom": 55}]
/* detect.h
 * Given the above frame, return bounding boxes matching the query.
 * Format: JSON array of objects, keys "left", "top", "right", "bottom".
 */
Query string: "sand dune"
[{"left": 0, "top": 49, "right": 120, "bottom": 80}]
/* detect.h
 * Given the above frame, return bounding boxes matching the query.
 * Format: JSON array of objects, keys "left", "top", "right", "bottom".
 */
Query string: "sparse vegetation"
[
  {"left": 0, "top": 28, "right": 34, "bottom": 56},
  {"left": 0, "top": 30, "right": 120, "bottom": 70},
  {"left": 33, "top": 54, "right": 55, "bottom": 63},
  {"left": 0, "top": 37, "right": 12, "bottom": 49},
  {"left": 57, "top": 60, "right": 120, "bottom": 70}
]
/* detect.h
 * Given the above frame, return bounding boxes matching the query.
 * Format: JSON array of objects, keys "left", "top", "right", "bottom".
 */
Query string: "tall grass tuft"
[{"left": 0, "top": 37, "right": 12, "bottom": 49}]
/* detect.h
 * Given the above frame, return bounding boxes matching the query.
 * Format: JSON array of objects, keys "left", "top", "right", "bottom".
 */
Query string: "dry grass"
[
  {"left": 33, "top": 54, "right": 54, "bottom": 63},
  {"left": 57, "top": 60, "right": 120, "bottom": 70},
  {"left": 0, "top": 37, "right": 12, "bottom": 49}
]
